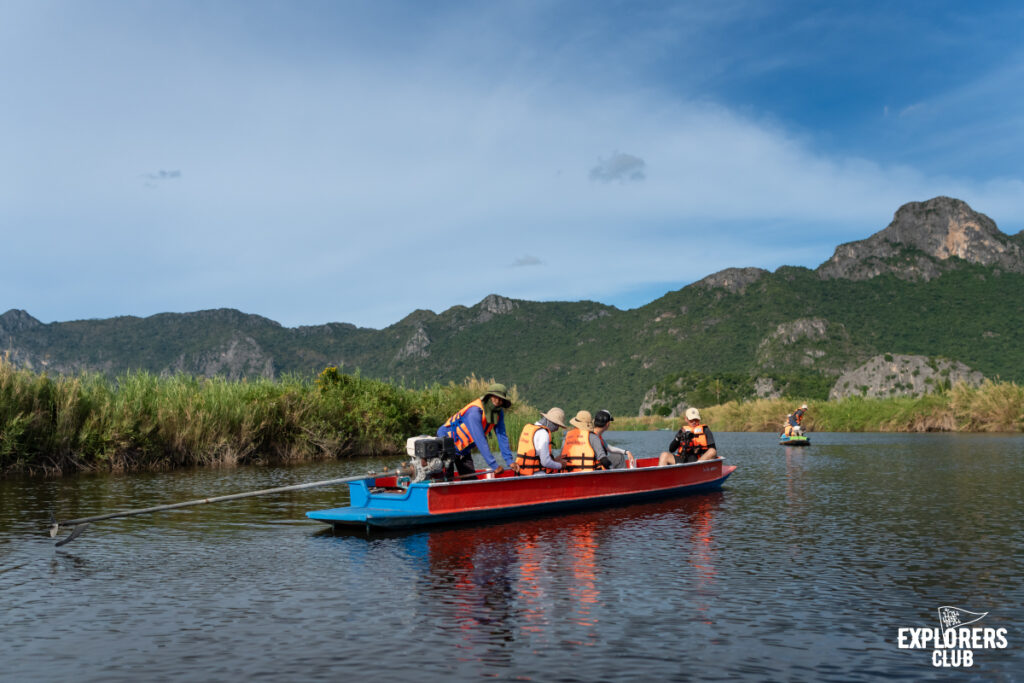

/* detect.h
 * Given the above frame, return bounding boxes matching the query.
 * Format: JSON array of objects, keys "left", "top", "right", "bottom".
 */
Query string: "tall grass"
[
  {"left": 621, "top": 382, "right": 1022, "bottom": 434},
  {"left": 0, "top": 359, "right": 529, "bottom": 476}
]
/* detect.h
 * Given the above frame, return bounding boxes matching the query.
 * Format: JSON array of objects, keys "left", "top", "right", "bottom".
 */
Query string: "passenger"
[
  {"left": 562, "top": 410, "right": 631, "bottom": 471},
  {"left": 658, "top": 407, "right": 718, "bottom": 466},
  {"left": 784, "top": 403, "right": 809, "bottom": 436},
  {"left": 437, "top": 382, "right": 516, "bottom": 479},
  {"left": 593, "top": 409, "right": 633, "bottom": 469},
  {"left": 514, "top": 407, "right": 570, "bottom": 475}
]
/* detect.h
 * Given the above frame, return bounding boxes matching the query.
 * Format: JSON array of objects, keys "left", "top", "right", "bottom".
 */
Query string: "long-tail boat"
[{"left": 307, "top": 456, "right": 736, "bottom": 530}]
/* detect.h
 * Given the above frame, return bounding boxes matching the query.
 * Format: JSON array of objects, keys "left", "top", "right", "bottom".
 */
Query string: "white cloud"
[{"left": 2, "top": 2, "right": 1022, "bottom": 328}]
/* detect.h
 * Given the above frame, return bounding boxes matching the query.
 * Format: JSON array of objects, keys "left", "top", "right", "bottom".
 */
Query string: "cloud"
[
  {"left": 512, "top": 255, "right": 543, "bottom": 267},
  {"left": 144, "top": 170, "right": 182, "bottom": 181},
  {"left": 3, "top": 2, "right": 1022, "bottom": 329},
  {"left": 589, "top": 152, "right": 646, "bottom": 183}
]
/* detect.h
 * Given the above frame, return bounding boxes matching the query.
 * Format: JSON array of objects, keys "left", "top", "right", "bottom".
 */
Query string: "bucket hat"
[
  {"left": 482, "top": 382, "right": 512, "bottom": 405},
  {"left": 542, "top": 407, "right": 568, "bottom": 429},
  {"left": 570, "top": 410, "right": 594, "bottom": 431}
]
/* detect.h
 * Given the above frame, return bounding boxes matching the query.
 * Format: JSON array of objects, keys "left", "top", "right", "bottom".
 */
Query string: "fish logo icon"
[{"left": 938, "top": 606, "right": 988, "bottom": 635}]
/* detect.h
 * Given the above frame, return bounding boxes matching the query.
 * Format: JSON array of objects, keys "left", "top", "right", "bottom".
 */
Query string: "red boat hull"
[{"left": 308, "top": 457, "right": 737, "bottom": 529}]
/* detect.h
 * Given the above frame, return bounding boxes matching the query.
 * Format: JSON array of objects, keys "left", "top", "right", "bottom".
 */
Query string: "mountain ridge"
[{"left": 3, "top": 197, "right": 1022, "bottom": 414}]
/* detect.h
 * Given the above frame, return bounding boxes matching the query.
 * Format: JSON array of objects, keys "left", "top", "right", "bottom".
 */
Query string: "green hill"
[{"left": 3, "top": 197, "right": 1022, "bottom": 415}]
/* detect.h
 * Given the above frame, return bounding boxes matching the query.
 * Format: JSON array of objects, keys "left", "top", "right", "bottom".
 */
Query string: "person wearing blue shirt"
[{"left": 437, "top": 382, "right": 516, "bottom": 479}]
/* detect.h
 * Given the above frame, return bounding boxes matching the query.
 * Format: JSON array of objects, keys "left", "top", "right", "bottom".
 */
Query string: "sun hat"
[
  {"left": 482, "top": 382, "right": 512, "bottom": 404},
  {"left": 685, "top": 407, "right": 701, "bottom": 421},
  {"left": 801, "top": 403, "right": 808, "bottom": 410},
  {"left": 570, "top": 410, "right": 594, "bottom": 431},
  {"left": 542, "top": 407, "right": 568, "bottom": 429}
]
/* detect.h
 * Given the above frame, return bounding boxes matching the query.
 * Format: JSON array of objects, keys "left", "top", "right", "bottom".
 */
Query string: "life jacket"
[
  {"left": 793, "top": 409, "right": 805, "bottom": 423},
  {"left": 562, "top": 428, "right": 601, "bottom": 472},
  {"left": 442, "top": 399, "right": 495, "bottom": 452},
  {"left": 674, "top": 424, "right": 709, "bottom": 457},
  {"left": 515, "top": 423, "right": 552, "bottom": 476}
]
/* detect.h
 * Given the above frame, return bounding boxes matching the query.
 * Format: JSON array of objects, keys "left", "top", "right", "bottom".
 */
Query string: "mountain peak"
[
  {"left": 817, "top": 196, "right": 1024, "bottom": 281},
  {"left": 0, "top": 309, "right": 43, "bottom": 335}
]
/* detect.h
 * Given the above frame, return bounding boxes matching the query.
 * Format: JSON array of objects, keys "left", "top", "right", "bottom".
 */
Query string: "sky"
[{"left": 3, "top": 0, "right": 1023, "bottom": 329}]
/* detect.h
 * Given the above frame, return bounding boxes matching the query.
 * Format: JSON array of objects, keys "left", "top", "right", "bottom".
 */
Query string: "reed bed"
[
  {"left": 0, "top": 360, "right": 513, "bottom": 476},
  {"left": 617, "top": 381, "right": 1022, "bottom": 434},
  {"left": 4, "top": 354, "right": 1020, "bottom": 477}
]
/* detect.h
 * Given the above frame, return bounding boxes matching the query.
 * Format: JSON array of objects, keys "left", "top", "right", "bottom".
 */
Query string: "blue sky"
[{"left": 3, "top": 0, "right": 1022, "bottom": 328}]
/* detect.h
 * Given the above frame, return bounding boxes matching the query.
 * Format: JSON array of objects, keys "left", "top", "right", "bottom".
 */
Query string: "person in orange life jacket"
[
  {"left": 437, "top": 382, "right": 516, "bottom": 479},
  {"left": 593, "top": 409, "right": 632, "bottom": 469},
  {"left": 658, "top": 407, "right": 717, "bottom": 466},
  {"left": 784, "top": 403, "right": 809, "bottom": 436},
  {"left": 513, "top": 407, "right": 569, "bottom": 475},
  {"left": 562, "top": 410, "right": 631, "bottom": 471}
]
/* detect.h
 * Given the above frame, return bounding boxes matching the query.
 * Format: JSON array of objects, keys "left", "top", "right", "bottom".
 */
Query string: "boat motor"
[{"left": 404, "top": 435, "right": 457, "bottom": 483}]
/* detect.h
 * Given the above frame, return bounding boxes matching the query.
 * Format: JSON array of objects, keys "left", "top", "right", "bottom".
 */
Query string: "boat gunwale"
[{"left": 398, "top": 456, "right": 729, "bottom": 490}]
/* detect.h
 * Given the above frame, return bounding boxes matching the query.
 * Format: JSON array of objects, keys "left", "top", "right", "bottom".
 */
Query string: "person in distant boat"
[
  {"left": 784, "top": 403, "right": 809, "bottom": 436},
  {"left": 514, "top": 407, "right": 570, "bottom": 475},
  {"left": 437, "top": 382, "right": 517, "bottom": 479},
  {"left": 658, "top": 407, "right": 717, "bottom": 465},
  {"left": 593, "top": 409, "right": 633, "bottom": 469}
]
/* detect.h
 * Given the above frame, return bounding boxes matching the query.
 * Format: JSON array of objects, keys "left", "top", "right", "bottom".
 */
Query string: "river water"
[{"left": 1, "top": 432, "right": 1021, "bottom": 681}]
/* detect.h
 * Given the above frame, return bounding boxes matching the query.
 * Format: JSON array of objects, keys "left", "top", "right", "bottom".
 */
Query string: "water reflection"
[{"left": 3, "top": 433, "right": 1024, "bottom": 681}]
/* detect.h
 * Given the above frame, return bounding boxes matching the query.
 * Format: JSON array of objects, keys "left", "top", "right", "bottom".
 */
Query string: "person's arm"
[
  {"left": 701, "top": 427, "right": 718, "bottom": 458},
  {"left": 463, "top": 406, "right": 499, "bottom": 469},
  {"left": 536, "top": 429, "right": 561, "bottom": 470},
  {"left": 494, "top": 412, "right": 515, "bottom": 467},
  {"left": 668, "top": 430, "right": 684, "bottom": 453}
]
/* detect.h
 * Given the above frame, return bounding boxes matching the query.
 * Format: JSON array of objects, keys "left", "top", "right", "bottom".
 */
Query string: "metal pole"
[{"left": 49, "top": 471, "right": 380, "bottom": 537}]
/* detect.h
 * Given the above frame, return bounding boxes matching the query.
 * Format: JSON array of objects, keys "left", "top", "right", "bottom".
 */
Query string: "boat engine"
[{"left": 404, "top": 435, "right": 457, "bottom": 483}]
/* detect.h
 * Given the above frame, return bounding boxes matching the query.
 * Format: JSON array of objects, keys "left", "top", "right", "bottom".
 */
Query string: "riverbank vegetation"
[
  {"left": 616, "top": 380, "right": 1024, "bottom": 434},
  {"left": 0, "top": 358, "right": 529, "bottom": 476},
  {"left": 3, "top": 356, "right": 1020, "bottom": 477}
]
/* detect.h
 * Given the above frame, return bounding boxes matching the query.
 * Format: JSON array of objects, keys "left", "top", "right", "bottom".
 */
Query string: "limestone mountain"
[
  {"left": 2, "top": 197, "right": 1022, "bottom": 414},
  {"left": 817, "top": 196, "right": 1024, "bottom": 281}
]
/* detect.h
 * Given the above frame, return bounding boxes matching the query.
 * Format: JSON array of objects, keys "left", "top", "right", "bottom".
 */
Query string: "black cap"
[{"left": 594, "top": 409, "right": 614, "bottom": 427}]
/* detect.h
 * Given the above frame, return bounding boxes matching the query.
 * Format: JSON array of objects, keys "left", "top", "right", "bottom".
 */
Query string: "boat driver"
[{"left": 437, "top": 382, "right": 517, "bottom": 479}]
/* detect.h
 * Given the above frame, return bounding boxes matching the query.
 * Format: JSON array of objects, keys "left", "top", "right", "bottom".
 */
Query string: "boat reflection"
[{"left": 314, "top": 491, "right": 727, "bottom": 658}]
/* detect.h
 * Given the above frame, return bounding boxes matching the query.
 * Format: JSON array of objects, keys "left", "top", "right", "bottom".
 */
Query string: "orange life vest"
[
  {"left": 442, "top": 399, "right": 495, "bottom": 452},
  {"left": 515, "top": 423, "right": 552, "bottom": 476},
  {"left": 562, "top": 428, "right": 601, "bottom": 472},
  {"left": 675, "top": 424, "right": 709, "bottom": 456}
]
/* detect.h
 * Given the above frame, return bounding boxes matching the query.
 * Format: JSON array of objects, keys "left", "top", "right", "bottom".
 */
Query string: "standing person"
[
  {"left": 658, "top": 407, "right": 718, "bottom": 466},
  {"left": 593, "top": 409, "right": 633, "bottom": 469},
  {"left": 437, "top": 382, "right": 516, "bottom": 479},
  {"left": 784, "top": 403, "right": 809, "bottom": 436},
  {"left": 514, "top": 407, "right": 569, "bottom": 475}
]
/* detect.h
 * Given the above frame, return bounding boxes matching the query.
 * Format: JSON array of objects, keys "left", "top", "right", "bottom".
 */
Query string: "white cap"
[{"left": 685, "top": 407, "right": 701, "bottom": 421}]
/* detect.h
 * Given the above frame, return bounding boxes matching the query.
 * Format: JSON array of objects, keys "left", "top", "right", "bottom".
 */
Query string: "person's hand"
[
  {"left": 510, "top": 462, "right": 520, "bottom": 474},
  {"left": 493, "top": 464, "right": 505, "bottom": 475},
  {"left": 625, "top": 451, "right": 633, "bottom": 458}
]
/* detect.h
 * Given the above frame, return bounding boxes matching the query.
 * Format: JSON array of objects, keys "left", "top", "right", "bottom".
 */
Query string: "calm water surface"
[{"left": 1, "top": 432, "right": 1022, "bottom": 681}]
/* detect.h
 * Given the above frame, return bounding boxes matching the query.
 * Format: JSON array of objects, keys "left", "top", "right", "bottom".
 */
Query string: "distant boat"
[
  {"left": 779, "top": 434, "right": 811, "bottom": 446},
  {"left": 307, "top": 457, "right": 736, "bottom": 530}
]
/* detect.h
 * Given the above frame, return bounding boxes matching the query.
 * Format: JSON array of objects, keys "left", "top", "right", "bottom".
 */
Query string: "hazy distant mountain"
[{"left": 3, "top": 197, "right": 1022, "bottom": 414}]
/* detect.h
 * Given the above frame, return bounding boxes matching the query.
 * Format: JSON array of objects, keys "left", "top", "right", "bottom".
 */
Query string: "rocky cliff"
[
  {"left": 829, "top": 354, "right": 984, "bottom": 400},
  {"left": 817, "top": 196, "right": 1024, "bottom": 281}
]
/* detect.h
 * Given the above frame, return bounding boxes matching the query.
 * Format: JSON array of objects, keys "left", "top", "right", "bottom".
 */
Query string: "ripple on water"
[{"left": 2, "top": 433, "right": 1023, "bottom": 680}]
